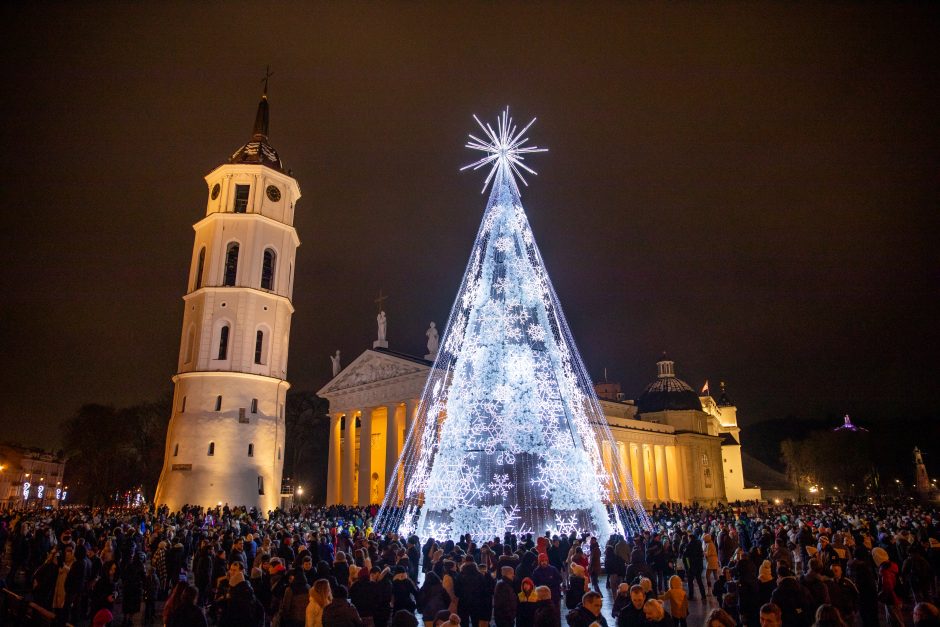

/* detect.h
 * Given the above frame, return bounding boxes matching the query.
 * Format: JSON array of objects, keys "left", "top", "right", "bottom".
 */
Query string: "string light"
[{"left": 375, "top": 110, "right": 650, "bottom": 543}]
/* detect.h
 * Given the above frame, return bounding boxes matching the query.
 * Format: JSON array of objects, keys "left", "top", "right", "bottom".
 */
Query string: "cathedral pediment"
[{"left": 318, "top": 349, "right": 430, "bottom": 396}]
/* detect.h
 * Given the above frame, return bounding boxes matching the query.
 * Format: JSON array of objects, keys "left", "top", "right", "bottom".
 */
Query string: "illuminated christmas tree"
[{"left": 376, "top": 110, "right": 650, "bottom": 542}]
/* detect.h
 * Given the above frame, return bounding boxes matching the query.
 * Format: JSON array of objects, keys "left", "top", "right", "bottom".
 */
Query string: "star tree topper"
[{"left": 460, "top": 108, "right": 548, "bottom": 193}]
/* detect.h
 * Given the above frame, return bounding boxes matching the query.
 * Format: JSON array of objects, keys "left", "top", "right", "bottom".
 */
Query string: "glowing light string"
[{"left": 375, "top": 109, "right": 651, "bottom": 543}]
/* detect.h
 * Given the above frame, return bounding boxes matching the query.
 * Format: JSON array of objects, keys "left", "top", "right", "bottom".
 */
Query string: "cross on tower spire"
[
  {"left": 261, "top": 65, "right": 274, "bottom": 97},
  {"left": 374, "top": 289, "right": 389, "bottom": 313}
]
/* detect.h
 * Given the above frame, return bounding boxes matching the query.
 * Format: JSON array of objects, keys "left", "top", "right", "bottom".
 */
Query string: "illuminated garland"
[{"left": 376, "top": 110, "right": 651, "bottom": 543}]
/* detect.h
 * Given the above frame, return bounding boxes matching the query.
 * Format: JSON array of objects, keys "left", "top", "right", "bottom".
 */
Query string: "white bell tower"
[{"left": 155, "top": 85, "right": 300, "bottom": 513}]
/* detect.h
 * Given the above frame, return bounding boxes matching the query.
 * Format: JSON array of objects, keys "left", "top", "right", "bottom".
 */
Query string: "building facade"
[
  {"left": 0, "top": 444, "right": 67, "bottom": 510},
  {"left": 321, "top": 350, "right": 762, "bottom": 507},
  {"left": 154, "top": 89, "right": 300, "bottom": 512}
]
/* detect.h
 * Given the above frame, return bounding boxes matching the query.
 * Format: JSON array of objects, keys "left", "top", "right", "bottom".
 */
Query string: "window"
[
  {"left": 248, "top": 443, "right": 254, "bottom": 457},
  {"left": 701, "top": 453, "right": 710, "bottom": 467},
  {"left": 180, "top": 396, "right": 187, "bottom": 412},
  {"left": 173, "top": 443, "right": 179, "bottom": 457},
  {"left": 208, "top": 442, "right": 215, "bottom": 456},
  {"left": 254, "top": 330, "right": 265, "bottom": 364},
  {"left": 278, "top": 447, "right": 281, "bottom": 460},
  {"left": 234, "top": 185, "right": 250, "bottom": 213},
  {"left": 251, "top": 398, "right": 258, "bottom": 413},
  {"left": 257, "top": 476, "right": 264, "bottom": 495},
  {"left": 195, "top": 247, "right": 206, "bottom": 290},
  {"left": 217, "top": 325, "right": 230, "bottom": 360},
  {"left": 224, "top": 243, "right": 239, "bottom": 286},
  {"left": 261, "top": 249, "right": 276, "bottom": 290},
  {"left": 215, "top": 395, "right": 222, "bottom": 411},
  {"left": 239, "top": 408, "right": 248, "bottom": 423}
]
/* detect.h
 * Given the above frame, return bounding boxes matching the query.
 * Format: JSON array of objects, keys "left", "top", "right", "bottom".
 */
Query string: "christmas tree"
[{"left": 376, "top": 110, "right": 650, "bottom": 542}]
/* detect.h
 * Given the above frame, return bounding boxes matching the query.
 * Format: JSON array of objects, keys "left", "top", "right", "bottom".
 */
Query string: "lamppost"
[
  {"left": 895, "top": 479, "right": 901, "bottom": 496},
  {"left": 295, "top": 485, "right": 303, "bottom": 507}
]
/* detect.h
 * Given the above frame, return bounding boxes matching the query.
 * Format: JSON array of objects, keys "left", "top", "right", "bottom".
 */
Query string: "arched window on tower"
[
  {"left": 224, "top": 242, "right": 239, "bottom": 286},
  {"left": 217, "top": 325, "right": 230, "bottom": 360},
  {"left": 195, "top": 247, "right": 206, "bottom": 290},
  {"left": 261, "top": 248, "right": 277, "bottom": 290},
  {"left": 207, "top": 442, "right": 215, "bottom": 456},
  {"left": 215, "top": 396, "right": 222, "bottom": 411},
  {"left": 248, "top": 443, "right": 254, "bottom": 457},
  {"left": 254, "top": 330, "right": 266, "bottom": 365}
]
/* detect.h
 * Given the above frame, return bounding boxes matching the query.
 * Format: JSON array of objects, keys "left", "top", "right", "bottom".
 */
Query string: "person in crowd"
[
  {"left": 566, "top": 562, "right": 589, "bottom": 610},
  {"left": 758, "top": 603, "right": 782, "bottom": 627},
  {"left": 492, "top": 565, "right": 517, "bottom": 627},
  {"left": 812, "top": 604, "right": 846, "bottom": 627},
  {"left": 913, "top": 603, "right": 940, "bottom": 627},
  {"left": 531, "top": 552, "right": 562, "bottom": 608},
  {"left": 165, "top": 584, "right": 209, "bottom": 627},
  {"left": 612, "top": 583, "right": 631, "bottom": 620},
  {"left": 644, "top": 598, "right": 675, "bottom": 627},
  {"left": 306, "top": 579, "right": 332, "bottom": 627},
  {"left": 660, "top": 575, "right": 689, "bottom": 627},
  {"left": 418, "top": 571, "right": 450, "bottom": 627},
  {"left": 517, "top": 576, "right": 540, "bottom": 627},
  {"left": 704, "top": 534, "right": 720, "bottom": 590},
  {"left": 872, "top": 546, "right": 904, "bottom": 627},
  {"left": 323, "top": 585, "right": 363, "bottom": 627},
  {"left": 532, "top": 585, "right": 559, "bottom": 627},
  {"left": 704, "top": 607, "right": 737, "bottom": 627},
  {"left": 566, "top": 590, "right": 607, "bottom": 627},
  {"left": 617, "top": 584, "right": 648, "bottom": 627},
  {"left": 280, "top": 566, "right": 311, "bottom": 627}
]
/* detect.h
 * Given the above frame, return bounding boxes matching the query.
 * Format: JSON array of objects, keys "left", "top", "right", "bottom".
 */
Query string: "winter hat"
[
  {"left": 758, "top": 560, "right": 773, "bottom": 583},
  {"left": 92, "top": 609, "right": 113, "bottom": 627},
  {"left": 872, "top": 547, "right": 889, "bottom": 567}
]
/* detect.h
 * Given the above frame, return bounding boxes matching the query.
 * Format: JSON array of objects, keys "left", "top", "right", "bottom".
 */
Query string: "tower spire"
[{"left": 252, "top": 66, "right": 274, "bottom": 140}]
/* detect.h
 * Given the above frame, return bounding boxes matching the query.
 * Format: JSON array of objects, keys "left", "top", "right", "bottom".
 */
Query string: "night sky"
[{"left": 1, "top": 3, "right": 938, "bottom": 449}]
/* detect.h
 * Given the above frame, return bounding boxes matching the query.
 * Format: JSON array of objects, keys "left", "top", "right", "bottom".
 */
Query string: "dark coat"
[
  {"left": 219, "top": 580, "right": 265, "bottom": 627},
  {"left": 493, "top": 578, "right": 518, "bottom": 626},
  {"left": 455, "top": 563, "right": 489, "bottom": 616},
  {"left": 167, "top": 603, "right": 210, "bottom": 627},
  {"left": 122, "top": 559, "right": 146, "bottom": 614},
  {"left": 391, "top": 574, "right": 419, "bottom": 612},
  {"left": 533, "top": 599, "right": 560, "bottom": 627},
  {"left": 322, "top": 599, "right": 364, "bottom": 627},
  {"left": 567, "top": 604, "right": 608, "bottom": 627},
  {"left": 531, "top": 565, "right": 562, "bottom": 605},
  {"left": 617, "top": 604, "right": 647, "bottom": 627},
  {"left": 418, "top": 572, "right": 450, "bottom": 619}
]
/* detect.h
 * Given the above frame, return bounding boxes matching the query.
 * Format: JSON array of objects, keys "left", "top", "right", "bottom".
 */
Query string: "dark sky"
[{"left": 1, "top": 3, "right": 938, "bottom": 449}]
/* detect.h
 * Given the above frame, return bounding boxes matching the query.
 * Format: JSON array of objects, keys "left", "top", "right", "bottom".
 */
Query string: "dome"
[{"left": 635, "top": 359, "right": 703, "bottom": 414}]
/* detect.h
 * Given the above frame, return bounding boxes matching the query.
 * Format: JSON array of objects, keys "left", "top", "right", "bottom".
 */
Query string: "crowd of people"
[{"left": 0, "top": 499, "right": 939, "bottom": 627}]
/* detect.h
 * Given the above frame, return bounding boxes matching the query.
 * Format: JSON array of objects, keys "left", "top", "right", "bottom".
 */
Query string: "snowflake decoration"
[
  {"left": 488, "top": 473, "right": 514, "bottom": 498},
  {"left": 460, "top": 108, "right": 548, "bottom": 193},
  {"left": 494, "top": 236, "right": 514, "bottom": 253},
  {"left": 527, "top": 323, "right": 546, "bottom": 342},
  {"left": 554, "top": 513, "right": 581, "bottom": 536}
]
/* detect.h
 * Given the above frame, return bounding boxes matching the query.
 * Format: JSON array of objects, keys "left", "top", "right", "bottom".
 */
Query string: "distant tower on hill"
[
  {"left": 154, "top": 83, "right": 301, "bottom": 512},
  {"left": 914, "top": 447, "right": 931, "bottom": 494}
]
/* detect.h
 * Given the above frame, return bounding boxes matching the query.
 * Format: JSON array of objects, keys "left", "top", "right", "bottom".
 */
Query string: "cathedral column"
[
  {"left": 358, "top": 407, "right": 377, "bottom": 505},
  {"left": 648, "top": 445, "right": 660, "bottom": 502},
  {"left": 404, "top": 398, "right": 418, "bottom": 442},
  {"left": 657, "top": 445, "right": 671, "bottom": 502},
  {"left": 617, "top": 442, "right": 629, "bottom": 499},
  {"left": 326, "top": 413, "right": 341, "bottom": 505},
  {"left": 342, "top": 412, "right": 355, "bottom": 504},
  {"left": 384, "top": 403, "right": 400, "bottom": 498},
  {"left": 633, "top": 444, "right": 646, "bottom": 502}
]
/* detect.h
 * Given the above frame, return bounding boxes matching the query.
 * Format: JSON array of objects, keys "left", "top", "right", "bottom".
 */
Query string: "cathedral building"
[
  {"left": 320, "top": 328, "right": 762, "bottom": 507},
  {"left": 154, "top": 88, "right": 300, "bottom": 512}
]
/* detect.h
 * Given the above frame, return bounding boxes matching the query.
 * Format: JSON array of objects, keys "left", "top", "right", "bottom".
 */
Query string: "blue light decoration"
[{"left": 375, "top": 109, "right": 651, "bottom": 543}]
